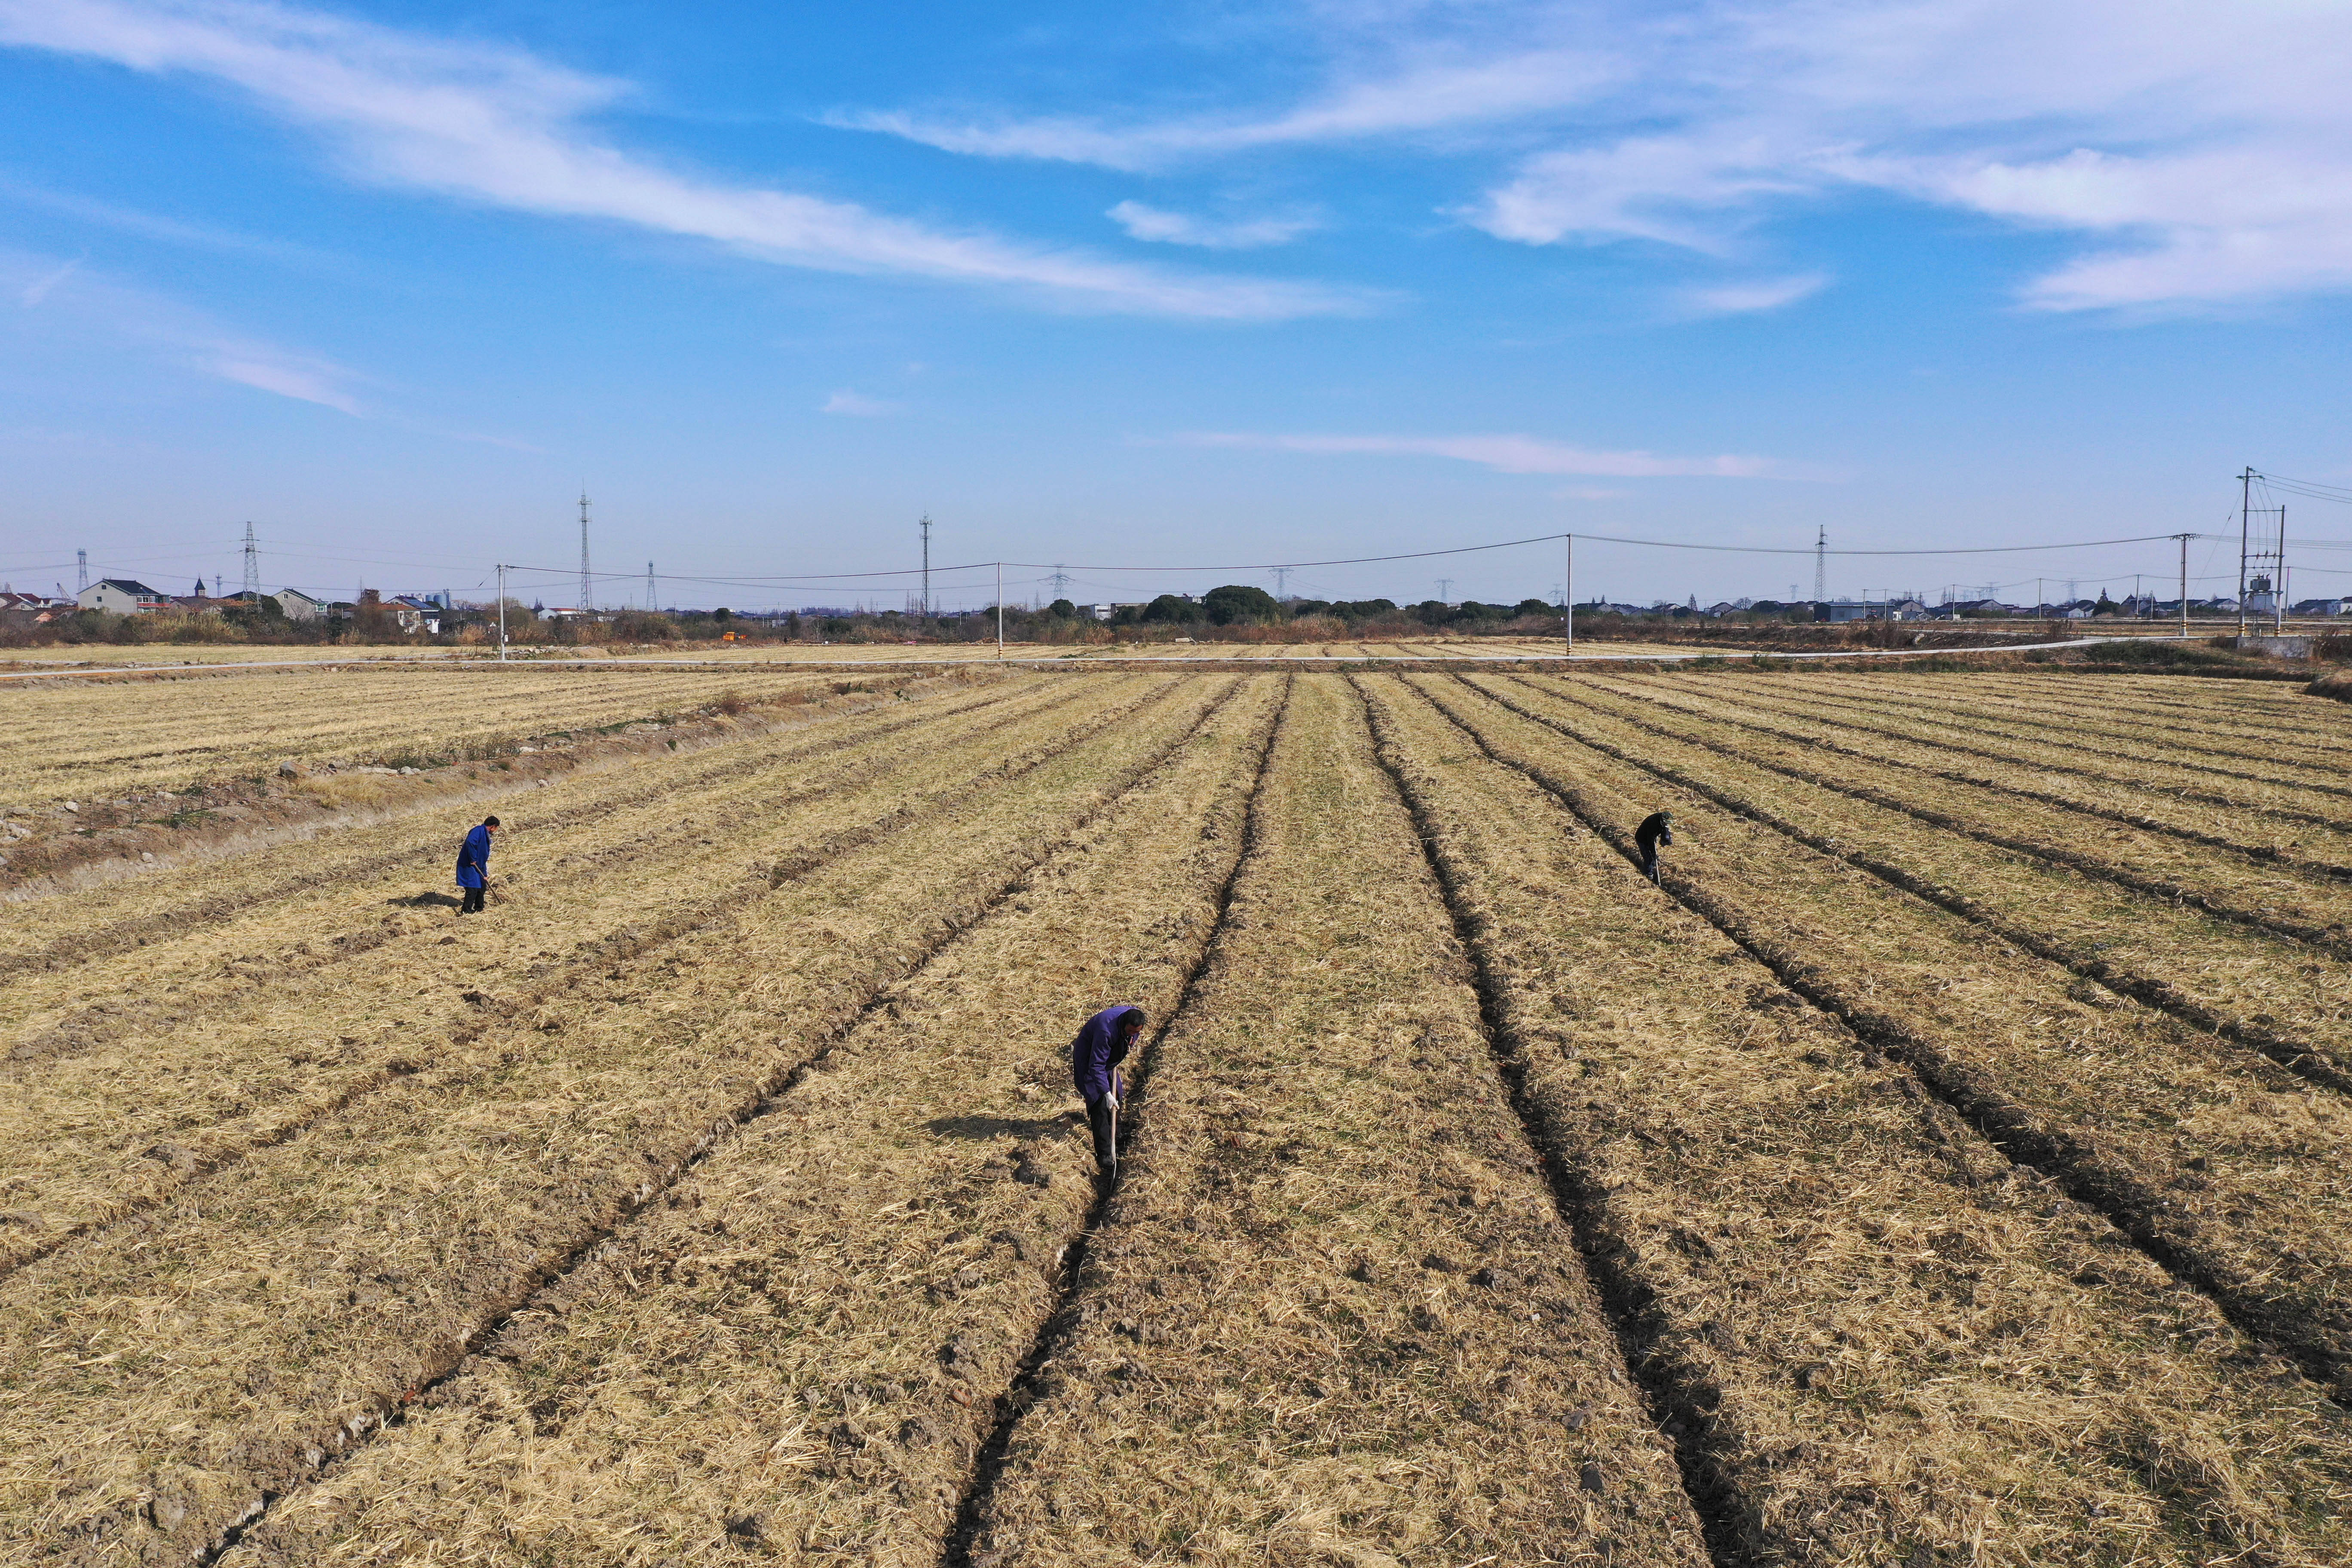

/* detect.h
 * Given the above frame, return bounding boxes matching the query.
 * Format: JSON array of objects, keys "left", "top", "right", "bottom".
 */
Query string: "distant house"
[
  {"left": 77, "top": 579, "right": 169, "bottom": 614},
  {"left": 389, "top": 595, "right": 444, "bottom": 634},
  {"left": 272, "top": 588, "right": 327, "bottom": 621},
  {"left": 1815, "top": 600, "right": 1880, "bottom": 622},
  {"left": 2294, "top": 597, "right": 2349, "bottom": 616}
]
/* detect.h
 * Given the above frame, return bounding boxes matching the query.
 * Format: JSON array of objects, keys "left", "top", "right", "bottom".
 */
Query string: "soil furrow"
[
  {"left": 1518, "top": 676, "right": 2352, "bottom": 959},
  {"left": 1604, "top": 677, "right": 2352, "bottom": 880},
  {"left": 1350, "top": 673, "right": 1747, "bottom": 1568},
  {"left": 936, "top": 675, "right": 1292, "bottom": 1568},
  {"left": 1411, "top": 676, "right": 2352, "bottom": 1395},
  {"left": 1467, "top": 674, "right": 2352, "bottom": 1096},
  {"left": 0, "top": 673, "right": 1042, "bottom": 987},
  {"left": 0, "top": 677, "right": 1188, "bottom": 1283},
  {"left": 7, "top": 679, "right": 1246, "bottom": 1565},
  {"left": 1360, "top": 673, "right": 2352, "bottom": 1567},
  {"left": 957, "top": 676, "right": 1712, "bottom": 1568}
]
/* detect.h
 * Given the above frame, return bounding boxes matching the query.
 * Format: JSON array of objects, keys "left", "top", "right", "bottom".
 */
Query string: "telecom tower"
[
  {"left": 241, "top": 523, "right": 260, "bottom": 598},
  {"left": 919, "top": 515, "right": 933, "bottom": 616},
  {"left": 76, "top": 549, "right": 88, "bottom": 592},
  {"left": 578, "top": 491, "right": 593, "bottom": 614},
  {"left": 1813, "top": 527, "right": 1826, "bottom": 603},
  {"left": 646, "top": 562, "right": 656, "bottom": 613}
]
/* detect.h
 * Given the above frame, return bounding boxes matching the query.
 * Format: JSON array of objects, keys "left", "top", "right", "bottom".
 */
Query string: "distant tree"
[
  {"left": 1142, "top": 594, "right": 1194, "bottom": 623},
  {"left": 1414, "top": 599, "right": 1452, "bottom": 626},
  {"left": 713, "top": 607, "right": 732, "bottom": 622},
  {"left": 1289, "top": 599, "right": 1332, "bottom": 618},
  {"left": 1047, "top": 598, "right": 1078, "bottom": 619},
  {"left": 1341, "top": 598, "right": 1398, "bottom": 619},
  {"left": 1514, "top": 598, "right": 1554, "bottom": 617},
  {"left": 1200, "top": 584, "right": 1279, "bottom": 625},
  {"left": 353, "top": 588, "right": 395, "bottom": 640}
]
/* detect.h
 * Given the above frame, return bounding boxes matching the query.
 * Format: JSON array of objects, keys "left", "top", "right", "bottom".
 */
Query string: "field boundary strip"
[
  {"left": 0, "top": 673, "right": 1049, "bottom": 980},
  {"left": 0, "top": 634, "right": 2145, "bottom": 681},
  {"left": 179, "top": 677, "right": 1261, "bottom": 1567},
  {"left": 1589, "top": 675, "right": 2352, "bottom": 882},
  {"left": 1457, "top": 675, "right": 2352, "bottom": 1097},
  {"left": 1649, "top": 676, "right": 2352, "bottom": 836},
  {"left": 0, "top": 677, "right": 1195, "bottom": 1288},
  {"left": 1850, "top": 674, "right": 2352, "bottom": 760},
  {"left": 1401, "top": 674, "right": 2352, "bottom": 1396},
  {"left": 1349, "top": 674, "right": 1747, "bottom": 1568},
  {"left": 1501, "top": 675, "right": 2352, "bottom": 962},
  {"left": 935, "top": 674, "right": 1294, "bottom": 1568}
]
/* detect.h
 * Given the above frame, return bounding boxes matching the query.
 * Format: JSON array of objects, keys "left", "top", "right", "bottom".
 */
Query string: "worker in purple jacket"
[{"left": 1070, "top": 1004, "right": 1146, "bottom": 1179}]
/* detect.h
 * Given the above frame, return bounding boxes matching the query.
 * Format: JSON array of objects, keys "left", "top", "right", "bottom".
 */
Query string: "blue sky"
[{"left": 3, "top": 0, "right": 2349, "bottom": 610}]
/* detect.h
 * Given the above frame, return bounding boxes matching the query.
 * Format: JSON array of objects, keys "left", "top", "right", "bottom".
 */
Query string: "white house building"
[{"left": 77, "top": 579, "right": 168, "bottom": 614}]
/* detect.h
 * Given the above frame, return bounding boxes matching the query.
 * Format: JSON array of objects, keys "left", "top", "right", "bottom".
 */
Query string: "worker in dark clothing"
[
  {"left": 455, "top": 816, "right": 499, "bottom": 913},
  {"left": 1070, "top": 1004, "right": 1146, "bottom": 1179},
  {"left": 1634, "top": 810, "right": 1674, "bottom": 885}
]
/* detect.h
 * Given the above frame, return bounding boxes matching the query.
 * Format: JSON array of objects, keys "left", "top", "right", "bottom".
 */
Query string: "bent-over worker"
[
  {"left": 1635, "top": 810, "right": 1674, "bottom": 885},
  {"left": 455, "top": 815, "right": 499, "bottom": 914},
  {"left": 1070, "top": 1004, "right": 1146, "bottom": 1179}
]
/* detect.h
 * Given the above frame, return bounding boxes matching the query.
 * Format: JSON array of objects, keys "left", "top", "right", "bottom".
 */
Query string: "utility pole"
[
  {"left": 646, "top": 561, "right": 656, "bottom": 613},
  {"left": 1813, "top": 526, "right": 1826, "bottom": 604},
  {"left": 76, "top": 549, "right": 88, "bottom": 592},
  {"left": 2177, "top": 533, "right": 2190, "bottom": 637},
  {"left": 919, "top": 515, "right": 933, "bottom": 618},
  {"left": 995, "top": 561, "right": 1003, "bottom": 659},
  {"left": 241, "top": 522, "right": 260, "bottom": 597},
  {"left": 2239, "top": 466, "right": 2254, "bottom": 636},
  {"left": 496, "top": 564, "right": 508, "bottom": 660},
  {"left": 578, "top": 490, "right": 594, "bottom": 616},
  {"left": 1564, "top": 533, "right": 1574, "bottom": 657},
  {"left": 2278, "top": 506, "right": 2288, "bottom": 634}
]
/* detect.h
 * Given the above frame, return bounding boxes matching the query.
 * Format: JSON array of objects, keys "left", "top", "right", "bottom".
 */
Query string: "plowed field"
[{"left": 3, "top": 666, "right": 2348, "bottom": 1568}]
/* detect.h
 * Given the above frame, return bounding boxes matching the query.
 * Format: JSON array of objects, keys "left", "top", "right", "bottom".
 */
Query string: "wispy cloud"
[
  {"left": 2, "top": 244, "right": 361, "bottom": 411},
  {"left": 1109, "top": 201, "right": 1316, "bottom": 250},
  {"left": 821, "top": 389, "right": 901, "bottom": 416},
  {"left": 1176, "top": 430, "right": 1807, "bottom": 479},
  {"left": 18, "top": 254, "right": 82, "bottom": 306},
  {"left": 1682, "top": 273, "right": 1828, "bottom": 315},
  {"left": 836, "top": 49, "right": 1617, "bottom": 172},
  {"left": 0, "top": 0, "right": 1364, "bottom": 320}
]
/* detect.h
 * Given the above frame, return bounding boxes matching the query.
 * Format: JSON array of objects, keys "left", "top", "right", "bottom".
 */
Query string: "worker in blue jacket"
[
  {"left": 455, "top": 815, "right": 499, "bottom": 914},
  {"left": 1070, "top": 1004, "right": 1145, "bottom": 1179}
]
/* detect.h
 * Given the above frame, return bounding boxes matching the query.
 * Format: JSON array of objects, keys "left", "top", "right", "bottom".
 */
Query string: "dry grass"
[
  {"left": 0, "top": 675, "right": 1234, "bottom": 1561},
  {"left": 211, "top": 679, "right": 1287, "bottom": 1568},
  {"left": 0, "top": 678, "right": 1106, "bottom": 1272},
  {"left": 1433, "top": 672, "right": 2352, "bottom": 1398},
  {"left": 968, "top": 676, "right": 1710, "bottom": 1568},
  {"left": 1363, "top": 672, "right": 2352, "bottom": 1565}
]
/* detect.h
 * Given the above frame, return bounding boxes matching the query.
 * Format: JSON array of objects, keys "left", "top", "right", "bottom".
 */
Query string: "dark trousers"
[
  {"left": 460, "top": 885, "right": 485, "bottom": 913},
  {"left": 1639, "top": 848, "right": 1660, "bottom": 884},
  {"left": 1085, "top": 1072, "right": 1124, "bottom": 1171}
]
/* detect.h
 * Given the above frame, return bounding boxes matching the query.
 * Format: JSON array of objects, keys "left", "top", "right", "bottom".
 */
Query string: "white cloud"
[
  {"left": 1109, "top": 201, "right": 1315, "bottom": 250},
  {"left": 1176, "top": 430, "right": 1808, "bottom": 479},
  {"left": 821, "top": 389, "right": 901, "bottom": 416},
  {"left": 0, "top": 0, "right": 1366, "bottom": 320},
  {"left": 1682, "top": 273, "right": 1828, "bottom": 315},
  {"left": 851, "top": 0, "right": 2352, "bottom": 313},
  {"left": 1, "top": 245, "right": 361, "bottom": 410},
  {"left": 838, "top": 48, "right": 1617, "bottom": 172}
]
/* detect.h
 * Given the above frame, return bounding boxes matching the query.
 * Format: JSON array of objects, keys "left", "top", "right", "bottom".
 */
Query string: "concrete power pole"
[
  {"left": 919, "top": 514, "right": 933, "bottom": 617},
  {"left": 2239, "top": 466, "right": 2254, "bottom": 636},
  {"left": 578, "top": 490, "right": 594, "bottom": 615},
  {"left": 1813, "top": 526, "right": 1826, "bottom": 604},
  {"left": 646, "top": 561, "right": 655, "bottom": 613},
  {"left": 2176, "top": 532, "right": 2191, "bottom": 637},
  {"left": 241, "top": 522, "right": 260, "bottom": 597}
]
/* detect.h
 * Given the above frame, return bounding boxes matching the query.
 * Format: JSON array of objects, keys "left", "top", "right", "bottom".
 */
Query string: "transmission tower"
[
  {"left": 76, "top": 549, "right": 88, "bottom": 592},
  {"left": 241, "top": 522, "right": 260, "bottom": 597},
  {"left": 1048, "top": 564, "right": 1070, "bottom": 601},
  {"left": 1813, "top": 527, "right": 1826, "bottom": 603},
  {"left": 1274, "top": 565, "right": 1290, "bottom": 600},
  {"left": 578, "top": 490, "right": 593, "bottom": 613},
  {"left": 1437, "top": 577, "right": 1453, "bottom": 605},
  {"left": 919, "top": 514, "right": 933, "bottom": 616}
]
